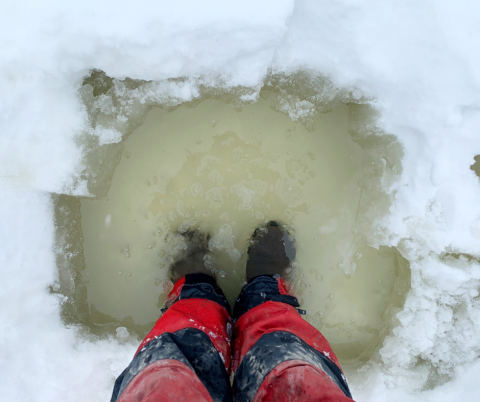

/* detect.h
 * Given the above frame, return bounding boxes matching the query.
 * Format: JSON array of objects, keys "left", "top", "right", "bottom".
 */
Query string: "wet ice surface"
[{"left": 56, "top": 93, "right": 409, "bottom": 366}]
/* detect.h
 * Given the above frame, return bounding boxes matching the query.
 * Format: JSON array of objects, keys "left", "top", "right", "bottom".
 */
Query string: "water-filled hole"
[
  {"left": 53, "top": 72, "right": 410, "bottom": 366},
  {"left": 471, "top": 155, "right": 480, "bottom": 178}
]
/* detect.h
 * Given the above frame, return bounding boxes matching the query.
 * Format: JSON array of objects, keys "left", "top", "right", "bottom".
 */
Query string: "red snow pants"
[{"left": 111, "top": 274, "right": 353, "bottom": 402}]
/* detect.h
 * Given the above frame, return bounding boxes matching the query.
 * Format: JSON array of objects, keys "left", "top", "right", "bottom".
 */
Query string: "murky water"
[{"left": 53, "top": 76, "right": 410, "bottom": 365}]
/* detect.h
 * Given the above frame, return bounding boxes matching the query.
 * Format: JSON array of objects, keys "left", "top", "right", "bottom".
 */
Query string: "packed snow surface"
[{"left": 1, "top": 1, "right": 480, "bottom": 401}]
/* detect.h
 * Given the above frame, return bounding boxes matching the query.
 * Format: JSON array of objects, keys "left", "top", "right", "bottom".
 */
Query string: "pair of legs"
[{"left": 111, "top": 223, "right": 353, "bottom": 402}]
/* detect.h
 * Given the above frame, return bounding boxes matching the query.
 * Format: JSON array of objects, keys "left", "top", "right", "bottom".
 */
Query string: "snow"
[{"left": 1, "top": 1, "right": 480, "bottom": 401}]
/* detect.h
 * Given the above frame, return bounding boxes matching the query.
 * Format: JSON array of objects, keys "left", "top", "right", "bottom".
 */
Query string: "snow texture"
[{"left": 1, "top": 1, "right": 480, "bottom": 401}]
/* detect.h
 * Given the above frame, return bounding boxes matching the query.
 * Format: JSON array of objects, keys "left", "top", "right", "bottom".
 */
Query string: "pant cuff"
[
  {"left": 233, "top": 275, "right": 299, "bottom": 320},
  {"left": 165, "top": 273, "right": 231, "bottom": 315}
]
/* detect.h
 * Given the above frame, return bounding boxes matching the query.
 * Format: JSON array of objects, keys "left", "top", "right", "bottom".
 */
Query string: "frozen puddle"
[{"left": 54, "top": 74, "right": 409, "bottom": 366}]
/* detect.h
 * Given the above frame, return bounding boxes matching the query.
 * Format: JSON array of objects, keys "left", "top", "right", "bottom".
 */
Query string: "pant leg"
[
  {"left": 232, "top": 275, "right": 353, "bottom": 402},
  {"left": 111, "top": 273, "right": 233, "bottom": 402}
]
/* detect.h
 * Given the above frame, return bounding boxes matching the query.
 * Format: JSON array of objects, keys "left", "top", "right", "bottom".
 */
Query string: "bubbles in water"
[
  {"left": 190, "top": 182, "right": 204, "bottom": 197},
  {"left": 230, "top": 182, "right": 254, "bottom": 210},
  {"left": 197, "top": 155, "right": 222, "bottom": 176},
  {"left": 205, "top": 187, "right": 224, "bottom": 209},
  {"left": 227, "top": 247, "right": 241, "bottom": 262},
  {"left": 232, "top": 147, "right": 243, "bottom": 161},
  {"left": 176, "top": 200, "right": 187, "bottom": 217},
  {"left": 209, "top": 224, "right": 233, "bottom": 249},
  {"left": 209, "top": 224, "right": 241, "bottom": 262},
  {"left": 208, "top": 170, "right": 224, "bottom": 185},
  {"left": 286, "top": 156, "right": 316, "bottom": 183},
  {"left": 250, "top": 179, "right": 268, "bottom": 195},
  {"left": 203, "top": 255, "right": 217, "bottom": 274},
  {"left": 255, "top": 211, "right": 264, "bottom": 220},
  {"left": 178, "top": 218, "right": 198, "bottom": 234}
]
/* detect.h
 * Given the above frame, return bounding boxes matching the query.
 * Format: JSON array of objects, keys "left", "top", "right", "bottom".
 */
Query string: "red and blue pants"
[{"left": 111, "top": 274, "right": 353, "bottom": 402}]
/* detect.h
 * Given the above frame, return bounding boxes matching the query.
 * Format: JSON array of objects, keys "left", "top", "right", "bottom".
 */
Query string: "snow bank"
[
  {"left": 0, "top": 186, "right": 136, "bottom": 401},
  {"left": 1, "top": 0, "right": 480, "bottom": 400}
]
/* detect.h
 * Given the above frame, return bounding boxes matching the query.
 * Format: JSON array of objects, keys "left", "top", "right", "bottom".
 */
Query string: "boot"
[
  {"left": 169, "top": 229, "right": 214, "bottom": 283},
  {"left": 246, "top": 221, "right": 296, "bottom": 281}
]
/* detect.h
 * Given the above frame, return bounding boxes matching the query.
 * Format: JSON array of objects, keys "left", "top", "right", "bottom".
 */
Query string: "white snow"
[{"left": 1, "top": 1, "right": 480, "bottom": 401}]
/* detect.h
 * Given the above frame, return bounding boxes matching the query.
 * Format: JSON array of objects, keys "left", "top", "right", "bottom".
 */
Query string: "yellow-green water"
[{"left": 55, "top": 92, "right": 409, "bottom": 365}]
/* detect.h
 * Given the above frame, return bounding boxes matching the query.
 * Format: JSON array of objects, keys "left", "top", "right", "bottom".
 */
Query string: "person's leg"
[
  {"left": 232, "top": 222, "right": 353, "bottom": 402},
  {"left": 111, "top": 231, "right": 233, "bottom": 402}
]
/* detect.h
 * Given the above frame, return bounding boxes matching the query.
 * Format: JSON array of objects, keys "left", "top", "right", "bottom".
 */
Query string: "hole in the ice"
[
  {"left": 52, "top": 70, "right": 410, "bottom": 366},
  {"left": 471, "top": 155, "right": 480, "bottom": 178}
]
